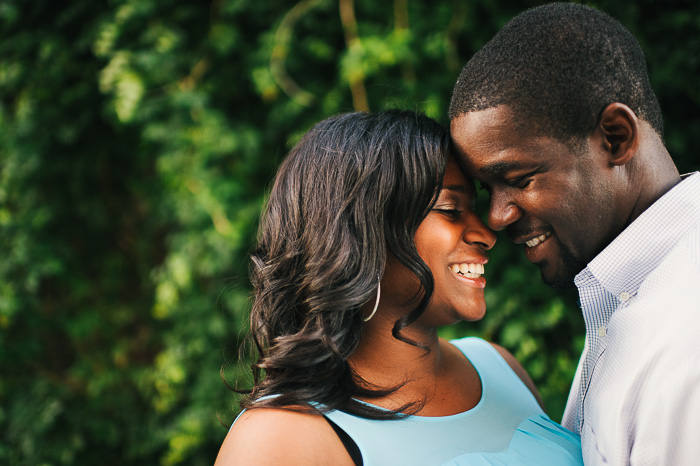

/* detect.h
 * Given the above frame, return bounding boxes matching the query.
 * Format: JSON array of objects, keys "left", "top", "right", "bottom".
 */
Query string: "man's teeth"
[
  {"left": 525, "top": 232, "right": 551, "bottom": 248},
  {"left": 449, "top": 263, "right": 485, "bottom": 278}
]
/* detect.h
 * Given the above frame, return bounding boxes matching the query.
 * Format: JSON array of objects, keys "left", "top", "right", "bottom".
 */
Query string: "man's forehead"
[
  {"left": 450, "top": 105, "right": 519, "bottom": 132},
  {"left": 450, "top": 108, "right": 554, "bottom": 178},
  {"left": 450, "top": 106, "right": 522, "bottom": 152}
]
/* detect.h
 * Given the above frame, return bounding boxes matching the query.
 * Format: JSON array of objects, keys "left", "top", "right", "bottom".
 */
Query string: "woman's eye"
[{"left": 433, "top": 208, "right": 462, "bottom": 217}]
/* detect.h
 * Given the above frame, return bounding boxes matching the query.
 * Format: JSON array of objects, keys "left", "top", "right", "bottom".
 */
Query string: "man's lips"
[
  {"left": 507, "top": 227, "right": 555, "bottom": 263},
  {"left": 524, "top": 231, "right": 552, "bottom": 247},
  {"left": 522, "top": 231, "right": 554, "bottom": 264},
  {"left": 508, "top": 228, "right": 552, "bottom": 246}
]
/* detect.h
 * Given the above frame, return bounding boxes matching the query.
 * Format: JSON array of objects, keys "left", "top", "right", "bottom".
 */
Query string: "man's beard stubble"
[{"left": 540, "top": 235, "right": 586, "bottom": 290}]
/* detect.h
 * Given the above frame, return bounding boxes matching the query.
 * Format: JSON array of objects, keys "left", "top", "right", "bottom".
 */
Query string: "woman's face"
[{"left": 384, "top": 156, "right": 497, "bottom": 326}]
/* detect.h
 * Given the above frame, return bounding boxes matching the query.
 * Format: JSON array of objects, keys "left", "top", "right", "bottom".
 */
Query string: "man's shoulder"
[
  {"left": 610, "top": 224, "right": 700, "bottom": 354},
  {"left": 647, "top": 221, "right": 700, "bottom": 289},
  {"left": 675, "top": 220, "right": 700, "bottom": 267}
]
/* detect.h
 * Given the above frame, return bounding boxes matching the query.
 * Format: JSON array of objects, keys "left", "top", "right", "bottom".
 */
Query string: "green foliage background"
[{"left": 1, "top": 0, "right": 697, "bottom": 464}]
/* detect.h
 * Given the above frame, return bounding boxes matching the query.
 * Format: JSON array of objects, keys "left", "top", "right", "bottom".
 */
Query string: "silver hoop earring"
[{"left": 363, "top": 277, "right": 381, "bottom": 322}]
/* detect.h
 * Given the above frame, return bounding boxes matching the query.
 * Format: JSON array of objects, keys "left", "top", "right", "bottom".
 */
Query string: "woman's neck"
[{"left": 347, "top": 313, "right": 480, "bottom": 416}]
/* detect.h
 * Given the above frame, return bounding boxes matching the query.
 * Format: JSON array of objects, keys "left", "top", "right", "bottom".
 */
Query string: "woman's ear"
[{"left": 598, "top": 102, "right": 639, "bottom": 166}]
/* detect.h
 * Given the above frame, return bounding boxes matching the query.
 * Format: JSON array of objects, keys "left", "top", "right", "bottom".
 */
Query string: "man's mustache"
[{"left": 505, "top": 223, "right": 551, "bottom": 243}]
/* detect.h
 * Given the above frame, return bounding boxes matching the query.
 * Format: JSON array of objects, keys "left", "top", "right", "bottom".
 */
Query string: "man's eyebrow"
[{"left": 479, "top": 161, "right": 529, "bottom": 177}]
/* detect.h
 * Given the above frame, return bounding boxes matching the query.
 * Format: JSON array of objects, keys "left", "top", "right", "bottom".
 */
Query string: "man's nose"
[{"left": 488, "top": 190, "right": 522, "bottom": 231}]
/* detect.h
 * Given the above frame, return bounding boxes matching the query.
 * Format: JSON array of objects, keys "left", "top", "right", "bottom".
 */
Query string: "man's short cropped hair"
[{"left": 449, "top": 3, "right": 663, "bottom": 142}]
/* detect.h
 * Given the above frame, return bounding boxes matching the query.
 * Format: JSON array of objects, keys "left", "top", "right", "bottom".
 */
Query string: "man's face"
[{"left": 450, "top": 106, "right": 626, "bottom": 289}]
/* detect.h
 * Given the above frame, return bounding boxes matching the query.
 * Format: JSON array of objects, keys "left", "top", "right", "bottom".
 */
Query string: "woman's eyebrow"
[{"left": 441, "top": 184, "right": 466, "bottom": 193}]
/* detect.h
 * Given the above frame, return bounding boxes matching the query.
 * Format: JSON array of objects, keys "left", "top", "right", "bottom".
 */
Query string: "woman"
[{"left": 215, "top": 111, "right": 582, "bottom": 465}]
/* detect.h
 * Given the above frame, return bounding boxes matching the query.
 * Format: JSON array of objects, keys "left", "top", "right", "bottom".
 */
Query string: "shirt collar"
[{"left": 575, "top": 172, "right": 700, "bottom": 298}]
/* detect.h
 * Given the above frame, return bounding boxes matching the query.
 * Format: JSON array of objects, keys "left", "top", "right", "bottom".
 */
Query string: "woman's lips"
[{"left": 448, "top": 263, "right": 487, "bottom": 288}]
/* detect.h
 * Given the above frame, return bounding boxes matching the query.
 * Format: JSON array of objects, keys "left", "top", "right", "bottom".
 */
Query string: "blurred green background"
[{"left": 1, "top": 0, "right": 697, "bottom": 464}]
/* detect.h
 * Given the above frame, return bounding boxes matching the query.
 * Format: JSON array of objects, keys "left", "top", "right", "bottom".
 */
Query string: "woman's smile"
[{"left": 448, "top": 262, "right": 487, "bottom": 288}]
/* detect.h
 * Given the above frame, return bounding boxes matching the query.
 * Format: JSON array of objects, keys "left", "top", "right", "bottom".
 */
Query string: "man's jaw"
[
  {"left": 505, "top": 223, "right": 585, "bottom": 289},
  {"left": 512, "top": 228, "right": 583, "bottom": 290}
]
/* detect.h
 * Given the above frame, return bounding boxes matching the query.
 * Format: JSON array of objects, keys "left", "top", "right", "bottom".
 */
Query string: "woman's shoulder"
[
  {"left": 488, "top": 343, "right": 544, "bottom": 409},
  {"left": 214, "top": 407, "right": 355, "bottom": 466}
]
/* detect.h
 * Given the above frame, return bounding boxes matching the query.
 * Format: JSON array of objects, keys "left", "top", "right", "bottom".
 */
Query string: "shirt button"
[
  {"left": 597, "top": 325, "right": 607, "bottom": 337},
  {"left": 619, "top": 291, "right": 631, "bottom": 302}
]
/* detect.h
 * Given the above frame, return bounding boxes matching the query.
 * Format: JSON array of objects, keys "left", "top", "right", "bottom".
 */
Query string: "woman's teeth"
[
  {"left": 525, "top": 232, "right": 551, "bottom": 248},
  {"left": 449, "top": 263, "right": 484, "bottom": 278}
]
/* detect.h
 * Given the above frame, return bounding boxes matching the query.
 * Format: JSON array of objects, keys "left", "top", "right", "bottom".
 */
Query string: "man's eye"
[{"left": 506, "top": 176, "right": 533, "bottom": 189}]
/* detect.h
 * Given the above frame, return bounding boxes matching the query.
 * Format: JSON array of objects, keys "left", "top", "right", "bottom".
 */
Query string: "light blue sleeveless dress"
[{"left": 324, "top": 337, "right": 583, "bottom": 466}]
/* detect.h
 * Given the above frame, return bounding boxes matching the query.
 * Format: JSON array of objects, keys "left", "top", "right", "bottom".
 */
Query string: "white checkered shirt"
[{"left": 562, "top": 172, "right": 700, "bottom": 466}]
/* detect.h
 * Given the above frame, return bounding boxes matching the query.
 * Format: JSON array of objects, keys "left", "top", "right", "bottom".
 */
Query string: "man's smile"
[{"left": 525, "top": 232, "right": 551, "bottom": 248}]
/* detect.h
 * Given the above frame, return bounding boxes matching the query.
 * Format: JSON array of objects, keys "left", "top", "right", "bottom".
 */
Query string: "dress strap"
[{"left": 324, "top": 416, "right": 363, "bottom": 466}]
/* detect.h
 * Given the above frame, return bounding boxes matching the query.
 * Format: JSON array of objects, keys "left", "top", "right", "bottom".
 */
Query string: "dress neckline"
[{"left": 351, "top": 339, "right": 486, "bottom": 420}]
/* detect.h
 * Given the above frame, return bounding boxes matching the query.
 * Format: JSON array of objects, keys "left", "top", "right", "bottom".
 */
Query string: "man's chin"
[
  {"left": 534, "top": 238, "right": 586, "bottom": 290},
  {"left": 537, "top": 260, "right": 582, "bottom": 290},
  {"left": 541, "top": 271, "right": 577, "bottom": 290}
]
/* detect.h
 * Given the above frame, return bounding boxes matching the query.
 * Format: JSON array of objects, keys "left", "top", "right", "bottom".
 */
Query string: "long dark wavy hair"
[{"left": 242, "top": 110, "right": 449, "bottom": 419}]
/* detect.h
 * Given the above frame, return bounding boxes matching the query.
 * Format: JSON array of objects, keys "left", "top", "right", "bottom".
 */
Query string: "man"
[{"left": 449, "top": 3, "right": 700, "bottom": 465}]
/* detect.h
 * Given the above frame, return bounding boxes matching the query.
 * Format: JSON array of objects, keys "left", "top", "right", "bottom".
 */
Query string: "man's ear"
[{"left": 598, "top": 102, "right": 639, "bottom": 166}]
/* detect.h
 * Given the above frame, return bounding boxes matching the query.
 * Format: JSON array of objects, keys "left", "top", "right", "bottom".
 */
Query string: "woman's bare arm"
[{"left": 214, "top": 408, "right": 356, "bottom": 466}]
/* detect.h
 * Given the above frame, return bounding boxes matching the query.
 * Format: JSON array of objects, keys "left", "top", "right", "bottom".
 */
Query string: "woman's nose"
[{"left": 464, "top": 213, "right": 497, "bottom": 250}]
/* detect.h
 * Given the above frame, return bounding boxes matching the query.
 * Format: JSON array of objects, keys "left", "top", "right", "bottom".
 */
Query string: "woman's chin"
[{"left": 459, "top": 302, "right": 486, "bottom": 322}]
